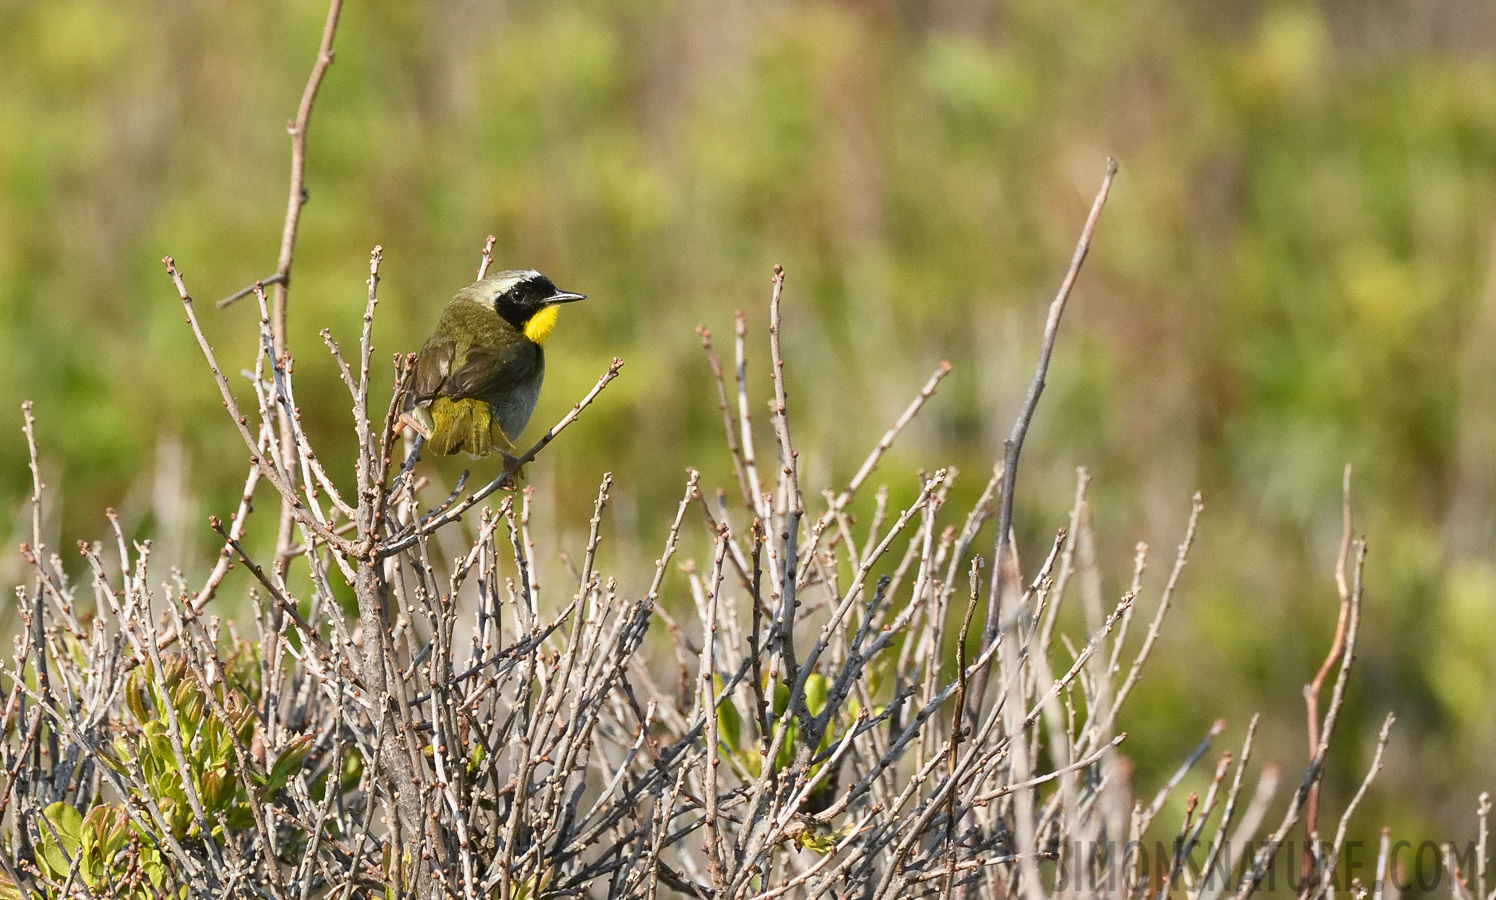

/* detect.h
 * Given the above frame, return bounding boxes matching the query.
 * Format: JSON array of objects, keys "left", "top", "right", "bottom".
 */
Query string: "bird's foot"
[
  {"left": 397, "top": 412, "right": 431, "bottom": 440},
  {"left": 499, "top": 452, "right": 524, "bottom": 489}
]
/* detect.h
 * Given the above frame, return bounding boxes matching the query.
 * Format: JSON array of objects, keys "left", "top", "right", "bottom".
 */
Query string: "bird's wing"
[
  {"left": 436, "top": 340, "right": 538, "bottom": 401},
  {"left": 409, "top": 340, "right": 456, "bottom": 408}
]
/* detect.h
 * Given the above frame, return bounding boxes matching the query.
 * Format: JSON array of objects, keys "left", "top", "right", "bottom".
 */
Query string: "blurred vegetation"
[{"left": 2, "top": 0, "right": 1494, "bottom": 855}]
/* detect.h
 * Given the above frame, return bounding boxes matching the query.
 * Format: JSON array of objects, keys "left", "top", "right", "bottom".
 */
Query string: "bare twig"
[
  {"left": 969, "top": 157, "right": 1118, "bottom": 724},
  {"left": 1091, "top": 491, "right": 1204, "bottom": 747},
  {"left": 478, "top": 234, "right": 498, "bottom": 279},
  {"left": 1233, "top": 540, "right": 1366, "bottom": 900},
  {"left": 1303, "top": 464, "right": 1355, "bottom": 870},
  {"left": 162, "top": 258, "right": 360, "bottom": 558},
  {"left": 216, "top": 272, "right": 287, "bottom": 309},
  {"left": 1315, "top": 712, "right": 1394, "bottom": 900},
  {"left": 268, "top": 0, "right": 344, "bottom": 575}
]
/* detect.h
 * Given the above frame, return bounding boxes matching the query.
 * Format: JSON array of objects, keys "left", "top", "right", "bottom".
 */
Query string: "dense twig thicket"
[
  {"left": 10, "top": 228, "right": 1491, "bottom": 898},
  {"left": 5, "top": 4, "right": 1492, "bottom": 898}
]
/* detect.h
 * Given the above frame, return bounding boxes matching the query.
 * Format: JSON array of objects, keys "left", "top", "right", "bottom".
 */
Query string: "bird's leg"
[
  {"left": 499, "top": 451, "right": 523, "bottom": 489},
  {"left": 397, "top": 411, "right": 431, "bottom": 439}
]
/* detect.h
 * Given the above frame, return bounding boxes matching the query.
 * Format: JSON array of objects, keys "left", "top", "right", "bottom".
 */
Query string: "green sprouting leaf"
[
  {"left": 79, "top": 804, "right": 127, "bottom": 888},
  {"left": 203, "top": 722, "right": 232, "bottom": 769},
  {"left": 37, "top": 801, "right": 83, "bottom": 880},
  {"left": 223, "top": 805, "right": 255, "bottom": 831},
  {"left": 161, "top": 654, "right": 187, "bottom": 689},
  {"left": 233, "top": 704, "right": 256, "bottom": 747},
  {"left": 201, "top": 765, "right": 236, "bottom": 812},
  {"left": 140, "top": 841, "right": 166, "bottom": 889},
  {"left": 773, "top": 719, "right": 799, "bottom": 772},
  {"left": 244, "top": 761, "right": 269, "bottom": 790},
  {"left": 804, "top": 673, "right": 828, "bottom": 717},
  {"left": 124, "top": 667, "right": 150, "bottom": 724},
  {"left": 795, "top": 822, "right": 852, "bottom": 855},
  {"left": 81, "top": 803, "right": 129, "bottom": 862},
  {"left": 175, "top": 682, "right": 206, "bottom": 733},
  {"left": 266, "top": 734, "right": 314, "bottom": 794},
  {"left": 466, "top": 742, "right": 486, "bottom": 779},
  {"left": 0, "top": 873, "right": 23, "bottom": 900},
  {"left": 103, "top": 737, "right": 132, "bottom": 774},
  {"left": 714, "top": 675, "right": 742, "bottom": 750}
]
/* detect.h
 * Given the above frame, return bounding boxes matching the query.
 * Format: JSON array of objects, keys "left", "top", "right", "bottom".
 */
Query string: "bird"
[{"left": 400, "top": 269, "right": 586, "bottom": 458}]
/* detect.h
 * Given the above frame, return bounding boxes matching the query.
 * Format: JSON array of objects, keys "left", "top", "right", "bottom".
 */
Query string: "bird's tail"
[{"left": 426, "top": 397, "right": 516, "bottom": 458}]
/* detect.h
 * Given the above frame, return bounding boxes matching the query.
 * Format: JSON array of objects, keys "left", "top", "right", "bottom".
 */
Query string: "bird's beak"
[{"left": 549, "top": 291, "right": 587, "bottom": 304}]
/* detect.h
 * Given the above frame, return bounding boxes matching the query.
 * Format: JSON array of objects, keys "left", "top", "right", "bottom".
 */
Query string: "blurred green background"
[{"left": 3, "top": 0, "right": 1495, "bottom": 854}]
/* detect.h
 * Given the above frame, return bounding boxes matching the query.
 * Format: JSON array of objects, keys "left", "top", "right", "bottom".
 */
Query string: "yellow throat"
[{"left": 524, "top": 305, "right": 561, "bottom": 343}]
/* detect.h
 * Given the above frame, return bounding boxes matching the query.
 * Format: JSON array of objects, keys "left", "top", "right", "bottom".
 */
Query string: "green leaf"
[
  {"left": 37, "top": 802, "right": 83, "bottom": 880},
  {"left": 796, "top": 822, "right": 851, "bottom": 855},
  {"left": 0, "top": 873, "right": 24, "bottom": 900},
  {"left": 176, "top": 683, "right": 206, "bottom": 733},
  {"left": 223, "top": 806, "right": 256, "bottom": 830},
  {"left": 773, "top": 719, "right": 799, "bottom": 771},
  {"left": 466, "top": 742, "right": 486, "bottom": 779},
  {"left": 714, "top": 675, "right": 742, "bottom": 750},
  {"left": 201, "top": 765, "right": 236, "bottom": 812},
  {"left": 804, "top": 673, "right": 828, "bottom": 717},
  {"left": 102, "top": 738, "right": 132, "bottom": 774},
  {"left": 81, "top": 803, "right": 128, "bottom": 861},
  {"left": 266, "top": 734, "right": 314, "bottom": 794},
  {"left": 161, "top": 654, "right": 186, "bottom": 688},
  {"left": 233, "top": 705, "right": 256, "bottom": 747},
  {"left": 124, "top": 667, "right": 150, "bottom": 724},
  {"left": 139, "top": 841, "right": 166, "bottom": 889}
]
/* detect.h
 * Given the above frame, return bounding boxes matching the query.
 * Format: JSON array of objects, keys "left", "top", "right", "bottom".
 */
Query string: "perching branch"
[{"left": 378, "top": 357, "right": 625, "bottom": 556}]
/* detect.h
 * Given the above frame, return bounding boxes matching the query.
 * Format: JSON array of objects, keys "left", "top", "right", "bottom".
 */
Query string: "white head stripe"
[{"left": 491, "top": 269, "right": 543, "bottom": 294}]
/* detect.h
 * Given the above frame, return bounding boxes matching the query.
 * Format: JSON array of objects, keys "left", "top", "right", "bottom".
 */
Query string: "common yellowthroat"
[{"left": 401, "top": 269, "right": 586, "bottom": 457}]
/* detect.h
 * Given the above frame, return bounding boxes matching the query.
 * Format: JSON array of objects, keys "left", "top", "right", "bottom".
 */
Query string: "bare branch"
[{"left": 970, "top": 157, "right": 1118, "bottom": 722}]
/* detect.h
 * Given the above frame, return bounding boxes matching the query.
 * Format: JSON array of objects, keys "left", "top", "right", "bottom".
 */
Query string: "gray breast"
[{"left": 490, "top": 347, "right": 544, "bottom": 442}]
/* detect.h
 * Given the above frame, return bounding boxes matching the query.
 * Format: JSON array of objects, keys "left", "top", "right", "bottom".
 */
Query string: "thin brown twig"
[
  {"left": 1233, "top": 539, "right": 1366, "bottom": 900},
  {"left": 1191, "top": 715, "right": 1261, "bottom": 900},
  {"left": 162, "top": 259, "right": 359, "bottom": 558},
  {"left": 1478, "top": 793, "right": 1492, "bottom": 900},
  {"left": 767, "top": 264, "right": 799, "bottom": 517},
  {"left": 216, "top": 272, "right": 287, "bottom": 309},
  {"left": 832, "top": 360, "right": 952, "bottom": 513},
  {"left": 1303, "top": 463, "right": 1355, "bottom": 876},
  {"left": 698, "top": 530, "right": 731, "bottom": 895},
  {"left": 263, "top": 0, "right": 343, "bottom": 578},
  {"left": 19, "top": 402, "right": 54, "bottom": 765},
  {"left": 969, "top": 157, "right": 1118, "bottom": 726},
  {"left": 352, "top": 247, "right": 382, "bottom": 536},
  {"left": 941, "top": 559, "right": 983, "bottom": 900},
  {"left": 798, "top": 360, "right": 954, "bottom": 583},
  {"left": 696, "top": 325, "right": 753, "bottom": 508},
  {"left": 478, "top": 234, "right": 498, "bottom": 279},
  {"left": 209, "top": 518, "right": 345, "bottom": 678},
  {"left": 1090, "top": 491, "right": 1203, "bottom": 748},
  {"left": 1314, "top": 712, "right": 1395, "bottom": 900},
  {"left": 369, "top": 355, "right": 417, "bottom": 546},
  {"left": 734, "top": 310, "right": 766, "bottom": 518}
]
